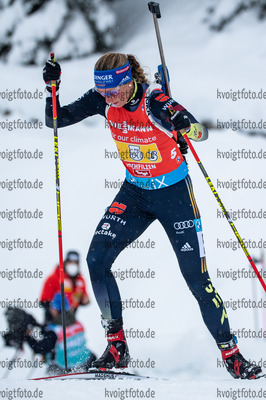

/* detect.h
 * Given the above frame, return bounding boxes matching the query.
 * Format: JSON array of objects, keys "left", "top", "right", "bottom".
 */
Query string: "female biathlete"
[{"left": 43, "top": 53, "right": 262, "bottom": 379}]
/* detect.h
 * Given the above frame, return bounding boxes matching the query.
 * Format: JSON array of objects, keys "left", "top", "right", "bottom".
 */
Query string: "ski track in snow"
[{"left": 1, "top": 376, "right": 266, "bottom": 400}]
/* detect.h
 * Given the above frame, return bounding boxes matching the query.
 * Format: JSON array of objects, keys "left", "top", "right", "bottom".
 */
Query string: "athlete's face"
[{"left": 97, "top": 82, "right": 134, "bottom": 107}]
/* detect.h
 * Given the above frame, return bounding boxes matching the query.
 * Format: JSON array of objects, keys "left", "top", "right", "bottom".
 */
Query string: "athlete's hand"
[
  {"left": 43, "top": 60, "right": 61, "bottom": 93},
  {"left": 170, "top": 110, "right": 191, "bottom": 132},
  {"left": 177, "top": 135, "right": 188, "bottom": 155}
]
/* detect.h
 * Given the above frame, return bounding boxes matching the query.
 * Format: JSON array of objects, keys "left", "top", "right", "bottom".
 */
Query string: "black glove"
[
  {"left": 170, "top": 110, "right": 191, "bottom": 132},
  {"left": 169, "top": 110, "right": 190, "bottom": 155},
  {"left": 177, "top": 135, "right": 188, "bottom": 155},
  {"left": 43, "top": 60, "right": 61, "bottom": 93}
]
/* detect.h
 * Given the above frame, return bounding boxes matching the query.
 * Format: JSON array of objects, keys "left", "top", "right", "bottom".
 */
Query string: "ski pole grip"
[
  {"left": 148, "top": 2, "right": 161, "bottom": 18},
  {"left": 50, "top": 52, "right": 56, "bottom": 86}
]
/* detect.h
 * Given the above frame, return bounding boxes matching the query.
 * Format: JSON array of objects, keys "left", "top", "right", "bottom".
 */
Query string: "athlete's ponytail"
[
  {"left": 126, "top": 54, "right": 148, "bottom": 84},
  {"left": 94, "top": 53, "right": 149, "bottom": 84}
]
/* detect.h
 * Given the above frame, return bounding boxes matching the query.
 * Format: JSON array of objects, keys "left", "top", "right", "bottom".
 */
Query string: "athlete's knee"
[
  {"left": 188, "top": 278, "right": 219, "bottom": 302},
  {"left": 86, "top": 247, "right": 112, "bottom": 280},
  {"left": 188, "top": 281, "right": 207, "bottom": 299}
]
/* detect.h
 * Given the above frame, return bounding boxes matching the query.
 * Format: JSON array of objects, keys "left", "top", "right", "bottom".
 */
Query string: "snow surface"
[{"left": 0, "top": 0, "right": 266, "bottom": 398}]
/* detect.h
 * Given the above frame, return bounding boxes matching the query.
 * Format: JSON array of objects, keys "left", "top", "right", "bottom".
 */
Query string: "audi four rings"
[{"left": 174, "top": 220, "right": 194, "bottom": 230}]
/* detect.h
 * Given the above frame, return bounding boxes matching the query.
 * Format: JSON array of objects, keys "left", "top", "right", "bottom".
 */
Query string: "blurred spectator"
[{"left": 40, "top": 251, "right": 90, "bottom": 324}]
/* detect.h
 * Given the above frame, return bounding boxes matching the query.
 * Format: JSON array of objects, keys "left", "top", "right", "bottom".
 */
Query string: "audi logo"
[{"left": 174, "top": 220, "right": 194, "bottom": 230}]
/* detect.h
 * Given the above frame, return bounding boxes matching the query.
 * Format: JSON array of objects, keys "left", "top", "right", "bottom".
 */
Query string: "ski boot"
[
  {"left": 92, "top": 317, "right": 130, "bottom": 370},
  {"left": 218, "top": 336, "right": 263, "bottom": 379}
]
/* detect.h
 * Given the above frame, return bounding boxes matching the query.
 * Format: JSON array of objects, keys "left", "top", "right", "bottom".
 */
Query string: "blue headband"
[{"left": 94, "top": 61, "right": 133, "bottom": 89}]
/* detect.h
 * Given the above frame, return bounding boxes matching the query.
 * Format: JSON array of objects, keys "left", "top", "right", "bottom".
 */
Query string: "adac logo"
[{"left": 109, "top": 202, "right": 127, "bottom": 215}]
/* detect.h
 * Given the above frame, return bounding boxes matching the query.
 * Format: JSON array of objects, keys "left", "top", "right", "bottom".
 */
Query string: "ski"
[
  {"left": 255, "top": 373, "right": 266, "bottom": 379},
  {"left": 31, "top": 368, "right": 154, "bottom": 381}
]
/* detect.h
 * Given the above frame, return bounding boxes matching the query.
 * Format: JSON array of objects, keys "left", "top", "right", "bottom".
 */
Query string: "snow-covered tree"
[
  {"left": 0, "top": 0, "right": 117, "bottom": 64},
  {"left": 205, "top": 0, "right": 266, "bottom": 31}
]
